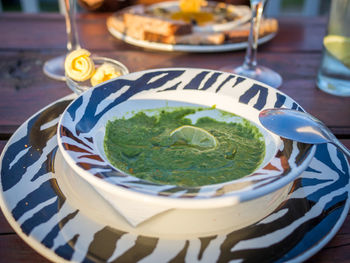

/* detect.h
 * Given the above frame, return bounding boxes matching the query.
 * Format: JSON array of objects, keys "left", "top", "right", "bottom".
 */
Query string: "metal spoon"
[{"left": 259, "top": 108, "right": 350, "bottom": 157}]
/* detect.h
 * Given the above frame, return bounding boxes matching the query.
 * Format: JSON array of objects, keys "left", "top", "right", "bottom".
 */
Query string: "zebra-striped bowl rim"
[{"left": 57, "top": 68, "right": 316, "bottom": 209}]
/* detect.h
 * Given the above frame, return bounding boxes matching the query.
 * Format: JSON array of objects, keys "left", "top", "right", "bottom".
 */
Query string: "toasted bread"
[
  {"left": 123, "top": 12, "right": 192, "bottom": 37},
  {"left": 144, "top": 31, "right": 225, "bottom": 45}
]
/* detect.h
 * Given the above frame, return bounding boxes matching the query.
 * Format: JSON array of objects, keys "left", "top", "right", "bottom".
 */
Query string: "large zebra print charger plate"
[
  {"left": 57, "top": 68, "right": 315, "bottom": 224},
  {"left": 0, "top": 92, "right": 349, "bottom": 262}
]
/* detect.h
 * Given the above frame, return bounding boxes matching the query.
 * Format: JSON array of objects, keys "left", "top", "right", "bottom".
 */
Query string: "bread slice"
[
  {"left": 123, "top": 12, "right": 192, "bottom": 37},
  {"left": 107, "top": 14, "right": 145, "bottom": 40},
  {"left": 107, "top": 14, "right": 125, "bottom": 33},
  {"left": 144, "top": 31, "right": 225, "bottom": 45},
  {"left": 175, "top": 32, "right": 225, "bottom": 45}
]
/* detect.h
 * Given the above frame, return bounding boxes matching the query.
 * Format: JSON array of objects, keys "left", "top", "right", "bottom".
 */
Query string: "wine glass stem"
[
  {"left": 243, "top": 0, "right": 265, "bottom": 70},
  {"left": 64, "top": 0, "right": 80, "bottom": 51}
]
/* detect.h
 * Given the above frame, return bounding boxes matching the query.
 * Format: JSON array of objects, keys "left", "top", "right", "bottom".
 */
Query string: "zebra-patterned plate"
[{"left": 0, "top": 94, "right": 349, "bottom": 262}]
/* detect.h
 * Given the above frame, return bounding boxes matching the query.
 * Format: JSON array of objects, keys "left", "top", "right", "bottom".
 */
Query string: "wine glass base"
[
  {"left": 220, "top": 65, "right": 283, "bottom": 89},
  {"left": 43, "top": 55, "right": 66, "bottom": 81}
]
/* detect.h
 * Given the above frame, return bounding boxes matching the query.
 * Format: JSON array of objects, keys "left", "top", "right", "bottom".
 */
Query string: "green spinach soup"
[{"left": 104, "top": 107, "right": 265, "bottom": 187}]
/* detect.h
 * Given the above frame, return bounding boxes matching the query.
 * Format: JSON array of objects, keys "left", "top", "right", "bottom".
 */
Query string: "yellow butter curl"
[
  {"left": 179, "top": 0, "right": 204, "bottom": 13},
  {"left": 65, "top": 49, "right": 95, "bottom": 82},
  {"left": 90, "top": 63, "right": 121, "bottom": 86}
]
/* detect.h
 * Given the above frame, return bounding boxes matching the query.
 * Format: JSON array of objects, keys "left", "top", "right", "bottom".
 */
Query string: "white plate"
[
  {"left": 108, "top": 25, "right": 276, "bottom": 53},
  {"left": 0, "top": 94, "right": 349, "bottom": 262},
  {"left": 107, "top": 2, "right": 276, "bottom": 53}
]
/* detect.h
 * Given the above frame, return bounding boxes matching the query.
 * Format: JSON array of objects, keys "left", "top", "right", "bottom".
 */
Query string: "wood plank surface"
[
  {"left": 0, "top": 43, "right": 349, "bottom": 135},
  {"left": 0, "top": 235, "right": 50, "bottom": 263}
]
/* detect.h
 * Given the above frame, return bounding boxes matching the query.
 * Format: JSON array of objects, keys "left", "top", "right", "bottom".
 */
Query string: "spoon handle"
[{"left": 332, "top": 139, "right": 350, "bottom": 158}]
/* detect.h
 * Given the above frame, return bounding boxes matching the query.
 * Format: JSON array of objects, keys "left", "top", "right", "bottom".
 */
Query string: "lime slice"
[
  {"left": 323, "top": 35, "right": 350, "bottom": 68},
  {"left": 170, "top": 125, "right": 217, "bottom": 149}
]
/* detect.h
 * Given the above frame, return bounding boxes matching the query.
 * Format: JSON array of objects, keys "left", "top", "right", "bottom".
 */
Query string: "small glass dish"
[{"left": 65, "top": 56, "right": 129, "bottom": 94}]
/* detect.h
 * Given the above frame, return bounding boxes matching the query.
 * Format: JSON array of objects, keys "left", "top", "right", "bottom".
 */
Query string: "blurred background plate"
[{"left": 108, "top": 26, "right": 276, "bottom": 52}]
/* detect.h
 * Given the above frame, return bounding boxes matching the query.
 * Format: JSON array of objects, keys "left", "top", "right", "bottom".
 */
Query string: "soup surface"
[{"left": 104, "top": 106, "right": 265, "bottom": 187}]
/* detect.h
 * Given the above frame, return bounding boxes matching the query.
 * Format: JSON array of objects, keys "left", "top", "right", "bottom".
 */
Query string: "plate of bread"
[{"left": 107, "top": 0, "right": 278, "bottom": 52}]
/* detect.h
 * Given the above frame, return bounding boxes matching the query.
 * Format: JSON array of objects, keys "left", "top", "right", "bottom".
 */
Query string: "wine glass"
[
  {"left": 220, "top": 0, "right": 282, "bottom": 89},
  {"left": 43, "top": 0, "right": 80, "bottom": 81}
]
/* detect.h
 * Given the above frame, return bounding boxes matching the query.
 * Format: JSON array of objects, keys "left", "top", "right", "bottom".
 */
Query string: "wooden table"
[{"left": 0, "top": 12, "right": 349, "bottom": 262}]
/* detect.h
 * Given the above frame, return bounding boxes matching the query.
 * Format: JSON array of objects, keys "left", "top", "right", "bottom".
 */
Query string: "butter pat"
[
  {"left": 91, "top": 62, "right": 121, "bottom": 86},
  {"left": 65, "top": 49, "right": 95, "bottom": 82}
]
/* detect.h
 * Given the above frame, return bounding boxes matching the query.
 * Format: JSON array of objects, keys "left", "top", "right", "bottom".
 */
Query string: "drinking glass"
[
  {"left": 220, "top": 0, "right": 282, "bottom": 89},
  {"left": 43, "top": 0, "right": 80, "bottom": 81},
  {"left": 316, "top": 0, "right": 350, "bottom": 96}
]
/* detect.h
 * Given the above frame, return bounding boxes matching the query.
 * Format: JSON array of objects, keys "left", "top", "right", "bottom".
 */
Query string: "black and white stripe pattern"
[
  {"left": 58, "top": 68, "right": 314, "bottom": 201},
  {"left": 0, "top": 94, "right": 349, "bottom": 262}
]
